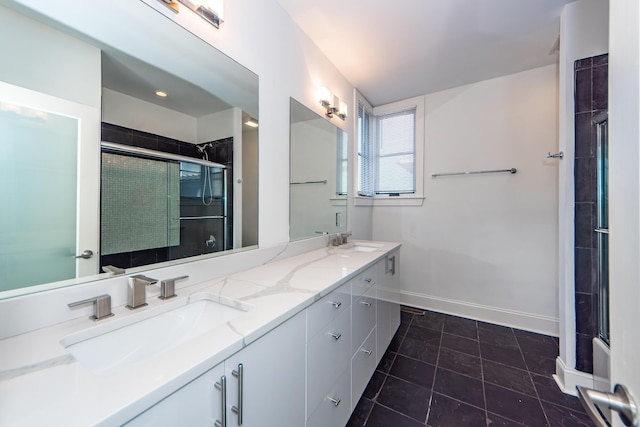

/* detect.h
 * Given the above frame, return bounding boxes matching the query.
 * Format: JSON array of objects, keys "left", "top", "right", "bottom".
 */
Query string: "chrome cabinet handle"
[
  {"left": 330, "top": 301, "right": 342, "bottom": 309},
  {"left": 385, "top": 255, "right": 396, "bottom": 275},
  {"left": 328, "top": 332, "right": 342, "bottom": 340},
  {"left": 360, "top": 300, "right": 372, "bottom": 307},
  {"left": 232, "top": 364, "right": 243, "bottom": 425},
  {"left": 360, "top": 348, "right": 373, "bottom": 356},
  {"left": 363, "top": 277, "right": 372, "bottom": 283},
  {"left": 74, "top": 249, "right": 93, "bottom": 259},
  {"left": 577, "top": 384, "right": 638, "bottom": 427},
  {"left": 214, "top": 375, "right": 226, "bottom": 427},
  {"left": 328, "top": 397, "right": 341, "bottom": 407}
]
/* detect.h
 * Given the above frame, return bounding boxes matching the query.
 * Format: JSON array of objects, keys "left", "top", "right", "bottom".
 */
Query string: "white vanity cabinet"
[
  {"left": 375, "top": 251, "right": 401, "bottom": 365},
  {"left": 306, "top": 284, "right": 353, "bottom": 423},
  {"left": 224, "top": 310, "right": 306, "bottom": 427},
  {"left": 128, "top": 249, "right": 400, "bottom": 427},
  {"left": 126, "top": 311, "right": 306, "bottom": 427},
  {"left": 125, "top": 362, "right": 226, "bottom": 426},
  {"left": 306, "top": 255, "right": 400, "bottom": 425},
  {"left": 350, "top": 265, "right": 378, "bottom": 411}
]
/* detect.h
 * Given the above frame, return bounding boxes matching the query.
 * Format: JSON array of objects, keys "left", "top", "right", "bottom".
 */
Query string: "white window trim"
[{"left": 353, "top": 92, "right": 425, "bottom": 207}]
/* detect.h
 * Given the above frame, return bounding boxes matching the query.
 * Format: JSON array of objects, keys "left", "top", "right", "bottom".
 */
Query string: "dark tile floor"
[{"left": 347, "top": 307, "right": 595, "bottom": 427}]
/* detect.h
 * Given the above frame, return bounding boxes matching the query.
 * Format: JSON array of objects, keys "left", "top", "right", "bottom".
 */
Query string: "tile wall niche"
[
  {"left": 573, "top": 53, "right": 607, "bottom": 374},
  {"left": 100, "top": 122, "right": 234, "bottom": 270}
]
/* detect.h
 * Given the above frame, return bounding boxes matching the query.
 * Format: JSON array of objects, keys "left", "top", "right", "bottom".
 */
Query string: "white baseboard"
[
  {"left": 554, "top": 356, "right": 594, "bottom": 396},
  {"left": 376, "top": 288, "right": 559, "bottom": 336}
]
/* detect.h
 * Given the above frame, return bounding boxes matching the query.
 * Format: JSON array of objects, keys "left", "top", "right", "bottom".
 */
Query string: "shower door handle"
[
  {"left": 594, "top": 228, "right": 609, "bottom": 234},
  {"left": 74, "top": 250, "right": 94, "bottom": 259}
]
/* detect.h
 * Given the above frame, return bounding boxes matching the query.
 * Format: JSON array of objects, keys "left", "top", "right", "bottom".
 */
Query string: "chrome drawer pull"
[
  {"left": 231, "top": 364, "right": 244, "bottom": 425},
  {"left": 360, "top": 300, "right": 372, "bottom": 307},
  {"left": 330, "top": 301, "right": 342, "bottom": 309},
  {"left": 328, "top": 397, "right": 341, "bottom": 407},
  {"left": 214, "top": 375, "right": 226, "bottom": 427},
  {"left": 363, "top": 277, "right": 372, "bottom": 283},
  {"left": 328, "top": 332, "right": 342, "bottom": 340},
  {"left": 360, "top": 348, "right": 373, "bottom": 356}
]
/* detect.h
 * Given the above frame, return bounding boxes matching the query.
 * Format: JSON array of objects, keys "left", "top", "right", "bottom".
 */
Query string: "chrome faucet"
[
  {"left": 126, "top": 275, "right": 158, "bottom": 309},
  {"left": 331, "top": 231, "right": 353, "bottom": 246},
  {"left": 159, "top": 275, "right": 189, "bottom": 300},
  {"left": 68, "top": 294, "right": 114, "bottom": 321}
]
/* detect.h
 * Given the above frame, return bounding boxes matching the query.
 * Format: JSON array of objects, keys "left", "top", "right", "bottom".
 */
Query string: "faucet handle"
[
  {"left": 159, "top": 275, "right": 189, "bottom": 300},
  {"left": 68, "top": 294, "right": 114, "bottom": 321}
]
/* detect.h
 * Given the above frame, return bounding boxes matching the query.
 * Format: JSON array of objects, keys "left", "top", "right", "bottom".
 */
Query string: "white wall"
[
  {"left": 558, "top": 0, "right": 609, "bottom": 370},
  {"left": 0, "top": 5, "right": 101, "bottom": 108},
  {"left": 196, "top": 108, "right": 236, "bottom": 142},
  {"left": 102, "top": 88, "right": 198, "bottom": 142},
  {"left": 372, "top": 65, "right": 560, "bottom": 335}
]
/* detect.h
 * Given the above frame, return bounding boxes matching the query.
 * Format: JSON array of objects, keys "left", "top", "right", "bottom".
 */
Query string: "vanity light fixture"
[
  {"left": 158, "top": 0, "right": 224, "bottom": 29},
  {"left": 244, "top": 118, "right": 259, "bottom": 128},
  {"left": 317, "top": 86, "right": 347, "bottom": 121}
]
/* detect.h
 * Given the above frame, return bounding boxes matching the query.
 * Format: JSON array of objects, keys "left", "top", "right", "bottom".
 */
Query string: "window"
[
  {"left": 355, "top": 94, "right": 424, "bottom": 206},
  {"left": 336, "top": 128, "right": 348, "bottom": 196},
  {"left": 375, "top": 108, "right": 416, "bottom": 194},
  {"left": 357, "top": 100, "right": 374, "bottom": 196}
]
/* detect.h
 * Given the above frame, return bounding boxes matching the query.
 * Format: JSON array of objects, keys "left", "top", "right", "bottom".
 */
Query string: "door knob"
[
  {"left": 577, "top": 384, "right": 638, "bottom": 427},
  {"left": 74, "top": 250, "right": 94, "bottom": 259}
]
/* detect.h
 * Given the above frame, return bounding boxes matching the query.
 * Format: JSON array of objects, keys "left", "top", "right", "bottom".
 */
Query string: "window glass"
[{"left": 376, "top": 108, "right": 416, "bottom": 194}]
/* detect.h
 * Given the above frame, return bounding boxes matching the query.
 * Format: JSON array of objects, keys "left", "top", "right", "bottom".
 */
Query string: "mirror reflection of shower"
[
  {"left": 596, "top": 118, "right": 609, "bottom": 345},
  {"left": 196, "top": 143, "right": 215, "bottom": 206}
]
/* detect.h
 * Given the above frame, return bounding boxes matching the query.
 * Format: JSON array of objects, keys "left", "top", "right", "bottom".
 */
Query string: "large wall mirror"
[
  {"left": 289, "top": 98, "right": 347, "bottom": 240},
  {"left": 0, "top": 2, "right": 258, "bottom": 298}
]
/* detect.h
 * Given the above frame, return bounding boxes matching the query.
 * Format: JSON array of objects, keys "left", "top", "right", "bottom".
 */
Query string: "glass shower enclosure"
[{"left": 595, "top": 118, "right": 609, "bottom": 345}]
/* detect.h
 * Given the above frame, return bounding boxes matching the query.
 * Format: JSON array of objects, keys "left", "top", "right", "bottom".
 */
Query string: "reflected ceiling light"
[
  {"left": 158, "top": 0, "right": 224, "bottom": 29},
  {"left": 317, "top": 86, "right": 347, "bottom": 121},
  {"left": 155, "top": 91, "right": 168, "bottom": 97},
  {"left": 245, "top": 118, "right": 259, "bottom": 128}
]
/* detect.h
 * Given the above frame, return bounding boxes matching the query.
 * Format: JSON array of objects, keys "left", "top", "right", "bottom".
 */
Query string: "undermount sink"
[
  {"left": 339, "top": 242, "right": 384, "bottom": 253},
  {"left": 61, "top": 295, "right": 248, "bottom": 375}
]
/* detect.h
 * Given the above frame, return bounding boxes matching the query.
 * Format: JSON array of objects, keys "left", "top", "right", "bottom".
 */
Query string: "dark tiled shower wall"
[
  {"left": 574, "top": 53, "right": 607, "bottom": 373},
  {"left": 100, "top": 122, "right": 234, "bottom": 270}
]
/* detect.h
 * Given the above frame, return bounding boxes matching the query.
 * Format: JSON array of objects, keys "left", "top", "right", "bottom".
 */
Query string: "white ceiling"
[{"left": 277, "top": 0, "right": 573, "bottom": 106}]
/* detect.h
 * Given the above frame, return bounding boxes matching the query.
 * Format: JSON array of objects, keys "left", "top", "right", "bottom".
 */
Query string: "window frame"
[{"left": 354, "top": 93, "right": 425, "bottom": 206}]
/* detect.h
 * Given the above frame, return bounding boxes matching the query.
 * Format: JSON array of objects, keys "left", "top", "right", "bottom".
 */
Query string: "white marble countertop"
[{"left": 0, "top": 240, "right": 400, "bottom": 426}]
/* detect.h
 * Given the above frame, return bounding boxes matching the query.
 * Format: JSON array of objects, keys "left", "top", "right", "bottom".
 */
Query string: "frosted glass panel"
[{"left": 0, "top": 102, "right": 78, "bottom": 291}]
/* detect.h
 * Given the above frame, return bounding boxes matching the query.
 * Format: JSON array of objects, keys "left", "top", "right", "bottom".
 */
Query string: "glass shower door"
[{"left": 596, "top": 119, "right": 609, "bottom": 345}]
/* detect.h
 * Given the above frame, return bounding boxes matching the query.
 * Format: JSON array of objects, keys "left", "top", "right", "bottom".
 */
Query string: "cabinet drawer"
[
  {"left": 306, "top": 364, "right": 351, "bottom": 427},
  {"left": 307, "top": 283, "right": 351, "bottom": 341},
  {"left": 351, "top": 286, "right": 376, "bottom": 354},
  {"left": 351, "top": 265, "right": 376, "bottom": 299},
  {"left": 351, "top": 327, "right": 377, "bottom": 411},
  {"left": 307, "top": 306, "right": 352, "bottom": 415}
]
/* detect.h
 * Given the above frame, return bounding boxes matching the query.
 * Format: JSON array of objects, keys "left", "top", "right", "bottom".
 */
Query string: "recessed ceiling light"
[
  {"left": 155, "top": 91, "right": 168, "bottom": 97},
  {"left": 245, "top": 118, "right": 258, "bottom": 128}
]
